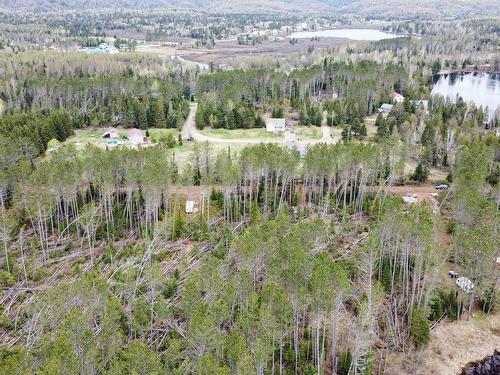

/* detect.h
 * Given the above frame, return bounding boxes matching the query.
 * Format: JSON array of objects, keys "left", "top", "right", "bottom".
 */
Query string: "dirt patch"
[
  {"left": 419, "top": 311, "right": 500, "bottom": 375},
  {"left": 385, "top": 310, "right": 500, "bottom": 375}
]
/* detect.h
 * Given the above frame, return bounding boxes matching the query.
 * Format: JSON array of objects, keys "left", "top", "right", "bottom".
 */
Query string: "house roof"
[
  {"left": 266, "top": 118, "right": 286, "bottom": 132},
  {"left": 389, "top": 92, "right": 403, "bottom": 98},
  {"left": 266, "top": 118, "right": 285, "bottom": 127},
  {"left": 380, "top": 104, "right": 394, "bottom": 110}
]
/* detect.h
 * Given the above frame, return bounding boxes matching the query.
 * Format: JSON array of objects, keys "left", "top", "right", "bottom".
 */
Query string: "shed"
[
  {"left": 185, "top": 201, "right": 195, "bottom": 214},
  {"left": 378, "top": 104, "right": 394, "bottom": 113},
  {"left": 411, "top": 100, "right": 429, "bottom": 111}
]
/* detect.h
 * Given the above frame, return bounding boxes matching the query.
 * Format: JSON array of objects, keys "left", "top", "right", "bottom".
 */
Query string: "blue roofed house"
[{"left": 84, "top": 43, "right": 119, "bottom": 55}]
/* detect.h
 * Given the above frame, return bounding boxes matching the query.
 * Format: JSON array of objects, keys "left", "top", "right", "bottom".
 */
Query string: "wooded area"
[{"left": 0, "top": 7, "right": 498, "bottom": 375}]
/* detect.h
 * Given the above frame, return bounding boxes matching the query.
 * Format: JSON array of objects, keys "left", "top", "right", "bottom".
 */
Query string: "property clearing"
[{"left": 199, "top": 128, "right": 275, "bottom": 140}]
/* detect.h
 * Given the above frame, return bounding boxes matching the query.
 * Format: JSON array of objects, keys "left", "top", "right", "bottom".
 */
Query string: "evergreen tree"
[{"left": 410, "top": 306, "right": 430, "bottom": 348}]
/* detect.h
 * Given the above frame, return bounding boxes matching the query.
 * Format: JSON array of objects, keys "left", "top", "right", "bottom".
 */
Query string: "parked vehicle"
[{"left": 435, "top": 184, "right": 449, "bottom": 190}]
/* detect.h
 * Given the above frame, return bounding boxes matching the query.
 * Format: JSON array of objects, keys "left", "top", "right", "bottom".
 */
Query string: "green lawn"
[
  {"left": 65, "top": 129, "right": 132, "bottom": 149},
  {"left": 171, "top": 140, "right": 246, "bottom": 167},
  {"left": 148, "top": 129, "right": 181, "bottom": 143},
  {"left": 294, "top": 126, "right": 322, "bottom": 140},
  {"left": 200, "top": 128, "right": 275, "bottom": 139}
]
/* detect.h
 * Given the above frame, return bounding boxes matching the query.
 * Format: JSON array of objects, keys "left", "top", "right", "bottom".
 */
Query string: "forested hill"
[
  {"left": 0, "top": 0, "right": 354, "bottom": 13},
  {"left": 0, "top": 0, "right": 497, "bottom": 17}
]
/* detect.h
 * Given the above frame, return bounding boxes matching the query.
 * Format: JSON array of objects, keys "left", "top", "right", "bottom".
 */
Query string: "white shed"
[{"left": 185, "top": 201, "right": 195, "bottom": 214}]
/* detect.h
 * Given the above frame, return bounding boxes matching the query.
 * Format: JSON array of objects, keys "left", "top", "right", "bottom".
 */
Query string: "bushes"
[
  {"left": 411, "top": 163, "right": 429, "bottom": 182},
  {"left": 0, "top": 271, "right": 15, "bottom": 287},
  {"left": 479, "top": 286, "right": 497, "bottom": 314},
  {"left": 410, "top": 306, "right": 430, "bottom": 348},
  {"left": 338, "top": 350, "right": 352, "bottom": 375}
]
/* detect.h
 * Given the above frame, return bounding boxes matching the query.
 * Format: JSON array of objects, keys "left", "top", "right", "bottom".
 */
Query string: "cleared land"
[
  {"left": 64, "top": 128, "right": 131, "bottom": 149},
  {"left": 200, "top": 128, "right": 275, "bottom": 140},
  {"left": 137, "top": 36, "right": 349, "bottom": 66},
  {"left": 294, "top": 126, "right": 323, "bottom": 140},
  {"left": 386, "top": 307, "right": 500, "bottom": 375}
]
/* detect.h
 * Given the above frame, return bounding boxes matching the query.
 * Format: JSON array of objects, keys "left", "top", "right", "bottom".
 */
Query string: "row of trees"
[{"left": 195, "top": 97, "right": 265, "bottom": 130}]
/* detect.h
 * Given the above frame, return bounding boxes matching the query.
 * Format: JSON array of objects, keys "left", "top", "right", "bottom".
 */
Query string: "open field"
[
  {"left": 364, "top": 114, "right": 378, "bottom": 140},
  {"left": 199, "top": 128, "right": 275, "bottom": 140},
  {"left": 405, "top": 161, "right": 449, "bottom": 183},
  {"left": 64, "top": 128, "right": 131, "bottom": 149},
  {"left": 148, "top": 128, "right": 181, "bottom": 142},
  {"left": 136, "top": 36, "right": 349, "bottom": 66},
  {"left": 294, "top": 126, "right": 323, "bottom": 140}
]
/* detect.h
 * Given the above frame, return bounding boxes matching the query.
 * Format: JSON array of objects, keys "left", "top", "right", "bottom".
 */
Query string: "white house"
[
  {"left": 265, "top": 118, "right": 286, "bottom": 134},
  {"left": 389, "top": 92, "right": 405, "bottom": 103}
]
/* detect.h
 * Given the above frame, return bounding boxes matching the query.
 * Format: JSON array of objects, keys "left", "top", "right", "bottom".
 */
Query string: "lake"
[
  {"left": 432, "top": 72, "right": 500, "bottom": 119},
  {"left": 289, "top": 28, "right": 398, "bottom": 41}
]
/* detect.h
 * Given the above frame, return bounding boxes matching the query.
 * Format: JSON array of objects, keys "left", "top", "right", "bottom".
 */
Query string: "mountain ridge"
[{"left": 0, "top": 0, "right": 497, "bottom": 17}]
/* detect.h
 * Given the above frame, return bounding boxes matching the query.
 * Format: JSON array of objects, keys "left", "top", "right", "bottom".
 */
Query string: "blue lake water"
[
  {"left": 431, "top": 72, "right": 500, "bottom": 119},
  {"left": 289, "top": 28, "right": 398, "bottom": 41}
]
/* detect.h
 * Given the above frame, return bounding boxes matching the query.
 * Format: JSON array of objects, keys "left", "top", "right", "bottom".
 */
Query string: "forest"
[
  {"left": 0, "top": 135, "right": 498, "bottom": 374},
  {"left": 0, "top": 5, "right": 499, "bottom": 375}
]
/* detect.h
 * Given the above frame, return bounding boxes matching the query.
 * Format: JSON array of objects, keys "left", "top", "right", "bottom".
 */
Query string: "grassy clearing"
[
  {"left": 65, "top": 129, "right": 130, "bottom": 149},
  {"left": 135, "top": 44, "right": 180, "bottom": 55},
  {"left": 148, "top": 128, "right": 181, "bottom": 143},
  {"left": 171, "top": 140, "right": 246, "bottom": 167},
  {"left": 294, "top": 126, "right": 322, "bottom": 140},
  {"left": 405, "top": 161, "right": 449, "bottom": 183},
  {"left": 200, "top": 128, "right": 275, "bottom": 139}
]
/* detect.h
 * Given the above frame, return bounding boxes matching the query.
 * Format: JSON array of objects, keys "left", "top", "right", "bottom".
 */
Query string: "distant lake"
[
  {"left": 289, "top": 28, "right": 398, "bottom": 41},
  {"left": 431, "top": 72, "right": 500, "bottom": 119}
]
